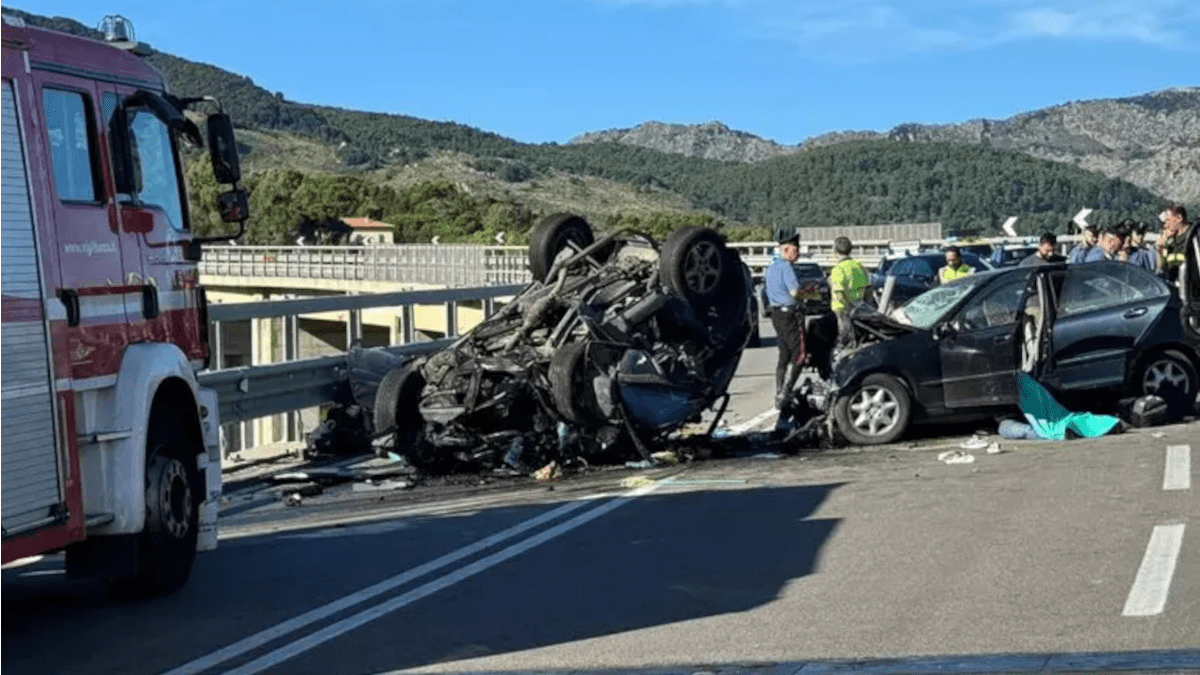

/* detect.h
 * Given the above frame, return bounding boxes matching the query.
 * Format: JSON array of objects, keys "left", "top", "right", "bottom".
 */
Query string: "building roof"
[{"left": 342, "top": 217, "right": 394, "bottom": 230}]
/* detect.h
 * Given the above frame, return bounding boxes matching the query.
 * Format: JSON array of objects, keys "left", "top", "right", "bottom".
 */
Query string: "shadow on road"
[
  {"left": 3, "top": 484, "right": 843, "bottom": 675},
  {"left": 318, "top": 483, "right": 844, "bottom": 675}
]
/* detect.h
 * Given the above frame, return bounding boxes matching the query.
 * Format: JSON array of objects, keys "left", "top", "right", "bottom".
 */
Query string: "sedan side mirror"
[{"left": 933, "top": 322, "right": 956, "bottom": 340}]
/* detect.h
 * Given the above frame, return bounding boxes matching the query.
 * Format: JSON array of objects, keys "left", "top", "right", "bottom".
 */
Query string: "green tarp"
[{"left": 1018, "top": 372, "right": 1121, "bottom": 440}]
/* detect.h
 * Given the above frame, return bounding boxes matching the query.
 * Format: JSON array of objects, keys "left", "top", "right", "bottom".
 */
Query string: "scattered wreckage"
[
  {"left": 309, "top": 221, "right": 1197, "bottom": 471},
  {"left": 354, "top": 214, "right": 755, "bottom": 473}
]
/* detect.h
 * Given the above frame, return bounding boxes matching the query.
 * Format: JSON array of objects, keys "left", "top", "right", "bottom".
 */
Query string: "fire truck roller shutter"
[{"left": 2, "top": 78, "right": 68, "bottom": 539}]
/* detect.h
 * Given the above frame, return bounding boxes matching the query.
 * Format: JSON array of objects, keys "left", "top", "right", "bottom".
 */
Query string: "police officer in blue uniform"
[{"left": 764, "top": 233, "right": 805, "bottom": 409}]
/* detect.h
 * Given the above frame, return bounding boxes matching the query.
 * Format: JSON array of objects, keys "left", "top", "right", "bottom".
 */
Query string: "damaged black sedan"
[
  {"left": 821, "top": 258, "right": 1200, "bottom": 445},
  {"left": 370, "top": 214, "right": 754, "bottom": 472}
]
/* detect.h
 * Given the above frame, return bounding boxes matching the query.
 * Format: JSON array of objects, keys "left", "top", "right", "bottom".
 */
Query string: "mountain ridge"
[{"left": 571, "top": 88, "right": 1200, "bottom": 203}]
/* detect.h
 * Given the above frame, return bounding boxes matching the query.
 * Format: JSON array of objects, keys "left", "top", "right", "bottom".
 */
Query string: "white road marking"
[
  {"left": 726, "top": 408, "right": 778, "bottom": 435},
  {"left": 220, "top": 483, "right": 662, "bottom": 675},
  {"left": 1163, "top": 445, "right": 1191, "bottom": 491},
  {"left": 1122, "top": 524, "right": 1185, "bottom": 617},
  {"left": 162, "top": 498, "right": 595, "bottom": 675}
]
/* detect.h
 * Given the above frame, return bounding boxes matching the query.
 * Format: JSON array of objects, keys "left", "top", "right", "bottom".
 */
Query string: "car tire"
[
  {"left": 529, "top": 213, "right": 595, "bottom": 282},
  {"left": 660, "top": 228, "right": 749, "bottom": 342},
  {"left": 1136, "top": 349, "right": 1198, "bottom": 415},
  {"left": 549, "top": 341, "right": 608, "bottom": 426},
  {"left": 373, "top": 364, "right": 427, "bottom": 453},
  {"left": 833, "top": 373, "right": 911, "bottom": 446},
  {"left": 110, "top": 411, "right": 201, "bottom": 597},
  {"left": 660, "top": 226, "right": 728, "bottom": 303}
]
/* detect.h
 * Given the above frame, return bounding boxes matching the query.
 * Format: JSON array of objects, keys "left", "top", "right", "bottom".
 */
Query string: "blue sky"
[{"left": 12, "top": 1, "right": 1199, "bottom": 145}]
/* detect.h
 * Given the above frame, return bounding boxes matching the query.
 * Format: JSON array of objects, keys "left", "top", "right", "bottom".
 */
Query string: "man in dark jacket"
[{"left": 1020, "top": 232, "right": 1066, "bottom": 266}]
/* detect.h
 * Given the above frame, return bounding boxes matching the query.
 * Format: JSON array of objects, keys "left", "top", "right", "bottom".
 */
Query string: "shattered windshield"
[{"left": 898, "top": 275, "right": 986, "bottom": 329}]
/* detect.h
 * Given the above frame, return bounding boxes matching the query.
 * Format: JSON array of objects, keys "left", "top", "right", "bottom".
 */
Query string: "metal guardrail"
[
  {"left": 197, "top": 342, "right": 452, "bottom": 425},
  {"left": 201, "top": 284, "right": 524, "bottom": 429}
]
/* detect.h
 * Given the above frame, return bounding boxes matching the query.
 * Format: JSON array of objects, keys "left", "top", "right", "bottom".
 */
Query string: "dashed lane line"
[
  {"left": 1163, "top": 444, "right": 1191, "bottom": 491},
  {"left": 1122, "top": 523, "right": 1186, "bottom": 617}
]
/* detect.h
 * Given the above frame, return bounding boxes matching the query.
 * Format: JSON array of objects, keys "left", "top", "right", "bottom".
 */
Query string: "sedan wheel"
[
  {"left": 1138, "top": 350, "right": 1198, "bottom": 414},
  {"left": 834, "top": 373, "right": 912, "bottom": 445}
]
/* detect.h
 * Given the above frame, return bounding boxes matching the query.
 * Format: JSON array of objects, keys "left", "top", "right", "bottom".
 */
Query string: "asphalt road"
[{"left": 3, "top": 320, "right": 1198, "bottom": 675}]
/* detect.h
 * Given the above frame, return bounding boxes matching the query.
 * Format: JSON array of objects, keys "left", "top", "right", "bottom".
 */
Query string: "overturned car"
[{"left": 369, "top": 214, "right": 754, "bottom": 472}]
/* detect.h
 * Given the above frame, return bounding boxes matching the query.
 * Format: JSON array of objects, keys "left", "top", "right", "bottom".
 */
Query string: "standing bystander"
[
  {"left": 764, "top": 234, "right": 806, "bottom": 409},
  {"left": 938, "top": 246, "right": 974, "bottom": 283},
  {"left": 1125, "top": 221, "right": 1157, "bottom": 271},
  {"left": 829, "top": 236, "right": 870, "bottom": 350},
  {"left": 1067, "top": 224, "right": 1099, "bottom": 264},
  {"left": 1157, "top": 206, "right": 1191, "bottom": 282},
  {"left": 1083, "top": 223, "right": 1128, "bottom": 262},
  {"left": 1020, "top": 232, "right": 1067, "bottom": 266}
]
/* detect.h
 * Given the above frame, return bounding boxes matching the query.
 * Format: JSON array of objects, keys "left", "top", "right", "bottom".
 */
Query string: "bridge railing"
[{"left": 201, "top": 234, "right": 1085, "bottom": 292}]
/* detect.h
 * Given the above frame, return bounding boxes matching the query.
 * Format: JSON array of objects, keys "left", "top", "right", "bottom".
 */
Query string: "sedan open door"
[{"left": 939, "top": 271, "right": 1034, "bottom": 409}]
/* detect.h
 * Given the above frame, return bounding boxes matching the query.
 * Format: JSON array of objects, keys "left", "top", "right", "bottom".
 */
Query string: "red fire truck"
[{"left": 2, "top": 14, "right": 248, "bottom": 594}]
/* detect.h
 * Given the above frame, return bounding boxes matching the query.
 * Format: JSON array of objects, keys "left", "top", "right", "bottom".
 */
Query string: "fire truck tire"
[{"left": 111, "top": 411, "right": 201, "bottom": 597}]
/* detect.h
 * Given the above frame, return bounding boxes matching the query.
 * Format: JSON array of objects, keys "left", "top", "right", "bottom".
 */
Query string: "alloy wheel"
[{"left": 849, "top": 385, "right": 900, "bottom": 437}]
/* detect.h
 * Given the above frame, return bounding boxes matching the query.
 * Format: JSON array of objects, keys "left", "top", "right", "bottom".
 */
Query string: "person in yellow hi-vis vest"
[
  {"left": 938, "top": 246, "right": 974, "bottom": 284},
  {"left": 829, "top": 236, "right": 870, "bottom": 349}
]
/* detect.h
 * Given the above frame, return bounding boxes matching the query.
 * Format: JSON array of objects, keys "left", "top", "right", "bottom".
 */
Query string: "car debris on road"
[{"left": 362, "top": 213, "right": 757, "bottom": 474}]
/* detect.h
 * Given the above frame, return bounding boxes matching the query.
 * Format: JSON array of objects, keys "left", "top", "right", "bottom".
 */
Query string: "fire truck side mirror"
[
  {"left": 217, "top": 188, "right": 249, "bottom": 223},
  {"left": 207, "top": 113, "right": 241, "bottom": 184}
]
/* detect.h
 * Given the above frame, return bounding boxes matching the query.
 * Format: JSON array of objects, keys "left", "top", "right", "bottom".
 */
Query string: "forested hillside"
[{"left": 5, "top": 8, "right": 1180, "bottom": 246}]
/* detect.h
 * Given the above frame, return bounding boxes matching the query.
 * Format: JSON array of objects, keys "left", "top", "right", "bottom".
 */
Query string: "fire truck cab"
[{"left": 2, "top": 14, "right": 247, "bottom": 594}]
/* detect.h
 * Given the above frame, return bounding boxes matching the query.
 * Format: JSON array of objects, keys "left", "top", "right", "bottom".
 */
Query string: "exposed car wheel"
[
  {"left": 833, "top": 373, "right": 911, "bottom": 446},
  {"left": 660, "top": 226, "right": 727, "bottom": 303},
  {"left": 661, "top": 228, "right": 750, "bottom": 346},
  {"left": 110, "top": 411, "right": 201, "bottom": 597},
  {"left": 373, "top": 365, "right": 428, "bottom": 453},
  {"left": 549, "top": 341, "right": 610, "bottom": 426},
  {"left": 529, "top": 213, "right": 595, "bottom": 282},
  {"left": 1136, "top": 350, "right": 1198, "bottom": 415}
]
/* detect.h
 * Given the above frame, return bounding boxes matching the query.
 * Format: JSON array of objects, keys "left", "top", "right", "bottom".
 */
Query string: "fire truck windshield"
[{"left": 130, "top": 110, "right": 186, "bottom": 231}]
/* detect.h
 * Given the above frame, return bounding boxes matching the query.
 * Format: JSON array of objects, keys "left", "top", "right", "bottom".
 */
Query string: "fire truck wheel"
[{"left": 111, "top": 413, "right": 201, "bottom": 597}]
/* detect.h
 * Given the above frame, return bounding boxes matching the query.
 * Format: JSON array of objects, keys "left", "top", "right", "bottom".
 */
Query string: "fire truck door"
[
  {"left": 32, "top": 71, "right": 132, "bottom": 380},
  {"left": 106, "top": 85, "right": 204, "bottom": 360}
]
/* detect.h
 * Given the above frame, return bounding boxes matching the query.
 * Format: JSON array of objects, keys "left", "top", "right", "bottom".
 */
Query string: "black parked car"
[
  {"left": 369, "top": 214, "right": 753, "bottom": 471},
  {"left": 870, "top": 252, "right": 993, "bottom": 307},
  {"left": 823, "top": 258, "right": 1200, "bottom": 445}
]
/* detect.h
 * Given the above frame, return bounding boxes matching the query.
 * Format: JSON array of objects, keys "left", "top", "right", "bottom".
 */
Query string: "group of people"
[
  {"left": 1054, "top": 206, "right": 1192, "bottom": 278},
  {"left": 762, "top": 205, "right": 1194, "bottom": 412},
  {"left": 763, "top": 234, "right": 869, "bottom": 410}
]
